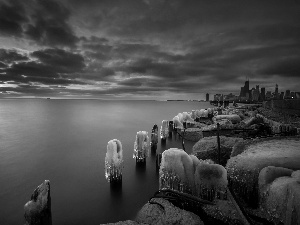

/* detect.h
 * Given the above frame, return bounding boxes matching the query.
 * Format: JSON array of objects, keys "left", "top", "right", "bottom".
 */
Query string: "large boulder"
[
  {"left": 183, "top": 128, "right": 203, "bottom": 141},
  {"left": 192, "top": 136, "right": 243, "bottom": 166},
  {"left": 24, "top": 180, "right": 52, "bottom": 225},
  {"left": 214, "top": 114, "right": 241, "bottom": 124},
  {"left": 258, "top": 166, "right": 293, "bottom": 200},
  {"left": 194, "top": 162, "right": 228, "bottom": 201},
  {"left": 226, "top": 137, "right": 300, "bottom": 208},
  {"left": 261, "top": 172, "right": 300, "bottom": 225},
  {"left": 135, "top": 198, "right": 203, "bottom": 225}
]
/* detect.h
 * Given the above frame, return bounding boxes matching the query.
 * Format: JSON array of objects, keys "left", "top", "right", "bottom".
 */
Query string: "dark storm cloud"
[
  {"left": 1, "top": 0, "right": 300, "bottom": 98},
  {"left": 2, "top": 48, "right": 86, "bottom": 88},
  {"left": 31, "top": 48, "right": 85, "bottom": 72},
  {"left": 25, "top": 0, "right": 79, "bottom": 48},
  {"left": 0, "top": 49, "right": 29, "bottom": 63},
  {"left": 0, "top": 0, "right": 28, "bottom": 37},
  {"left": 259, "top": 57, "right": 300, "bottom": 77},
  {"left": 0, "top": 0, "right": 78, "bottom": 48}
]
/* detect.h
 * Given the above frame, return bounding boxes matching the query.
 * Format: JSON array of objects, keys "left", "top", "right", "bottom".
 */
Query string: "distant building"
[
  {"left": 224, "top": 93, "right": 237, "bottom": 101},
  {"left": 275, "top": 84, "right": 279, "bottom": 99},
  {"left": 291, "top": 92, "right": 295, "bottom": 99},
  {"left": 296, "top": 92, "right": 300, "bottom": 99},
  {"left": 214, "top": 94, "right": 223, "bottom": 101},
  {"left": 206, "top": 93, "right": 209, "bottom": 101},
  {"left": 266, "top": 91, "right": 272, "bottom": 100},
  {"left": 240, "top": 87, "right": 245, "bottom": 97},
  {"left": 261, "top": 87, "right": 266, "bottom": 101},
  {"left": 285, "top": 90, "right": 291, "bottom": 99},
  {"left": 280, "top": 92, "right": 284, "bottom": 100}
]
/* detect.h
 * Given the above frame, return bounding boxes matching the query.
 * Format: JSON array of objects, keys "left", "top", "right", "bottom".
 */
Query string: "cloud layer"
[{"left": 0, "top": 0, "right": 299, "bottom": 99}]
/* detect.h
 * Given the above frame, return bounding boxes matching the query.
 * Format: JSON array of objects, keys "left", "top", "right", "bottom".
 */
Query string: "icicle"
[
  {"left": 160, "top": 120, "right": 169, "bottom": 139},
  {"left": 105, "top": 139, "right": 123, "bottom": 183},
  {"left": 133, "top": 131, "right": 150, "bottom": 162}
]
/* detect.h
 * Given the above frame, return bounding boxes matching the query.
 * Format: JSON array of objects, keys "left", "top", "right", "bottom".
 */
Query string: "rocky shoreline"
[{"left": 24, "top": 103, "right": 300, "bottom": 225}]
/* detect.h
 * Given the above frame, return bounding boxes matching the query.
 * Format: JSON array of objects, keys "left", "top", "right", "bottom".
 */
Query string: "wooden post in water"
[{"left": 217, "top": 123, "right": 221, "bottom": 164}]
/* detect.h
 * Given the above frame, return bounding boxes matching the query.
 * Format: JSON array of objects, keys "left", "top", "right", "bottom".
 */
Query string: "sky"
[{"left": 0, "top": 0, "right": 299, "bottom": 100}]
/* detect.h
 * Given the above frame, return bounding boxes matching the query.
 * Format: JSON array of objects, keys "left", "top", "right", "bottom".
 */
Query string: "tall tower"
[
  {"left": 261, "top": 87, "right": 265, "bottom": 101},
  {"left": 275, "top": 84, "right": 279, "bottom": 99},
  {"left": 206, "top": 93, "right": 209, "bottom": 101}
]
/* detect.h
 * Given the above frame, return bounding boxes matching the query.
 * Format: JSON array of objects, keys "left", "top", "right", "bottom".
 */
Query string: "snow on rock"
[
  {"left": 184, "top": 128, "right": 203, "bottom": 141},
  {"left": 215, "top": 114, "right": 241, "bottom": 124},
  {"left": 182, "top": 112, "right": 194, "bottom": 123},
  {"left": 173, "top": 116, "right": 183, "bottom": 129},
  {"left": 105, "top": 139, "right": 123, "bottom": 182},
  {"left": 262, "top": 174, "right": 300, "bottom": 225},
  {"left": 193, "top": 136, "right": 243, "bottom": 166},
  {"left": 226, "top": 137, "right": 300, "bottom": 208},
  {"left": 24, "top": 180, "right": 52, "bottom": 225},
  {"left": 258, "top": 166, "right": 293, "bottom": 202}
]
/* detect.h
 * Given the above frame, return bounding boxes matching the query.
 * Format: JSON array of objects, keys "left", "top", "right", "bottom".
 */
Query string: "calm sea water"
[{"left": 0, "top": 99, "right": 211, "bottom": 225}]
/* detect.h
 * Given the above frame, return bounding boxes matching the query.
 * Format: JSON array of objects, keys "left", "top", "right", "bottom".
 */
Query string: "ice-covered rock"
[
  {"left": 258, "top": 166, "right": 293, "bottom": 200},
  {"left": 133, "top": 131, "right": 150, "bottom": 162},
  {"left": 203, "top": 109, "right": 208, "bottom": 118},
  {"left": 24, "top": 180, "right": 52, "bottom": 225},
  {"left": 105, "top": 139, "right": 123, "bottom": 182},
  {"left": 215, "top": 114, "right": 241, "bottom": 124},
  {"left": 191, "top": 110, "right": 197, "bottom": 119},
  {"left": 194, "top": 163, "right": 228, "bottom": 201},
  {"left": 159, "top": 148, "right": 195, "bottom": 194},
  {"left": 183, "top": 128, "right": 203, "bottom": 141},
  {"left": 291, "top": 170, "right": 300, "bottom": 181},
  {"left": 150, "top": 124, "right": 158, "bottom": 149},
  {"left": 135, "top": 198, "right": 203, "bottom": 225},
  {"left": 177, "top": 113, "right": 184, "bottom": 123},
  {"left": 182, "top": 112, "right": 194, "bottom": 123},
  {"left": 193, "top": 136, "right": 243, "bottom": 166},
  {"left": 227, "top": 137, "right": 300, "bottom": 208},
  {"left": 262, "top": 174, "right": 300, "bottom": 225},
  {"left": 173, "top": 116, "right": 183, "bottom": 129},
  {"left": 160, "top": 120, "right": 169, "bottom": 139}
]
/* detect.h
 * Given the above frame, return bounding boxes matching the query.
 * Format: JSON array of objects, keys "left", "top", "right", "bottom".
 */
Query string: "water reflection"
[{"left": 110, "top": 181, "right": 123, "bottom": 199}]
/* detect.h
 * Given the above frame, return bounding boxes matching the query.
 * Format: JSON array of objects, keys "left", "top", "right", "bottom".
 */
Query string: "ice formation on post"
[
  {"left": 159, "top": 148, "right": 228, "bottom": 201},
  {"left": 194, "top": 162, "right": 228, "bottom": 201},
  {"left": 160, "top": 120, "right": 169, "bottom": 140},
  {"left": 159, "top": 148, "right": 194, "bottom": 194},
  {"left": 182, "top": 112, "right": 194, "bottom": 123},
  {"left": 150, "top": 124, "right": 158, "bottom": 150},
  {"left": 24, "top": 180, "right": 52, "bottom": 225},
  {"left": 105, "top": 139, "right": 123, "bottom": 183},
  {"left": 173, "top": 116, "right": 183, "bottom": 129},
  {"left": 133, "top": 131, "right": 150, "bottom": 163},
  {"left": 191, "top": 110, "right": 196, "bottom": 120}
]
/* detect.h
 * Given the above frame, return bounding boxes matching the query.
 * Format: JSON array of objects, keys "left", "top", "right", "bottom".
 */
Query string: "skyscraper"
[
  {"left": 206, "top": 93, "right": 209, "bottom": 101},
  {"left": 261, "top": 87, "right": 265, "bottom": 101},
  {"left": 275, "top": 84, "right": 279, "bottom": 99}
]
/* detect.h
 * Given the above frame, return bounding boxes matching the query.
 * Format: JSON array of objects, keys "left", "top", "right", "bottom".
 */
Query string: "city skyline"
[{"left": 0, "top": 0, "right": 300, "bottom": 100}]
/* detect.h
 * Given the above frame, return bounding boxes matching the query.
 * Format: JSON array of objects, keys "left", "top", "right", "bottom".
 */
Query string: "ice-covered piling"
[
  {"left": 160, "top": 120, "right": 169, "bottom": 140},
  {"left": 151, "top": 124, "right": 158, "bottom": 151},
  {"left": 159, "top": 148, "right": 228, "bottom": 201},
  {"left": 159, "top": 148, "right": 194, "bottom": 194},
  {"left": 24, "top": 180, "right": 52, "bottom": 225},
  {"left": 133, "top": 131, "right": 150, "bottom": 163},
  {"left": 105, "top": 139, "right": 123, "bottom": 183}
]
